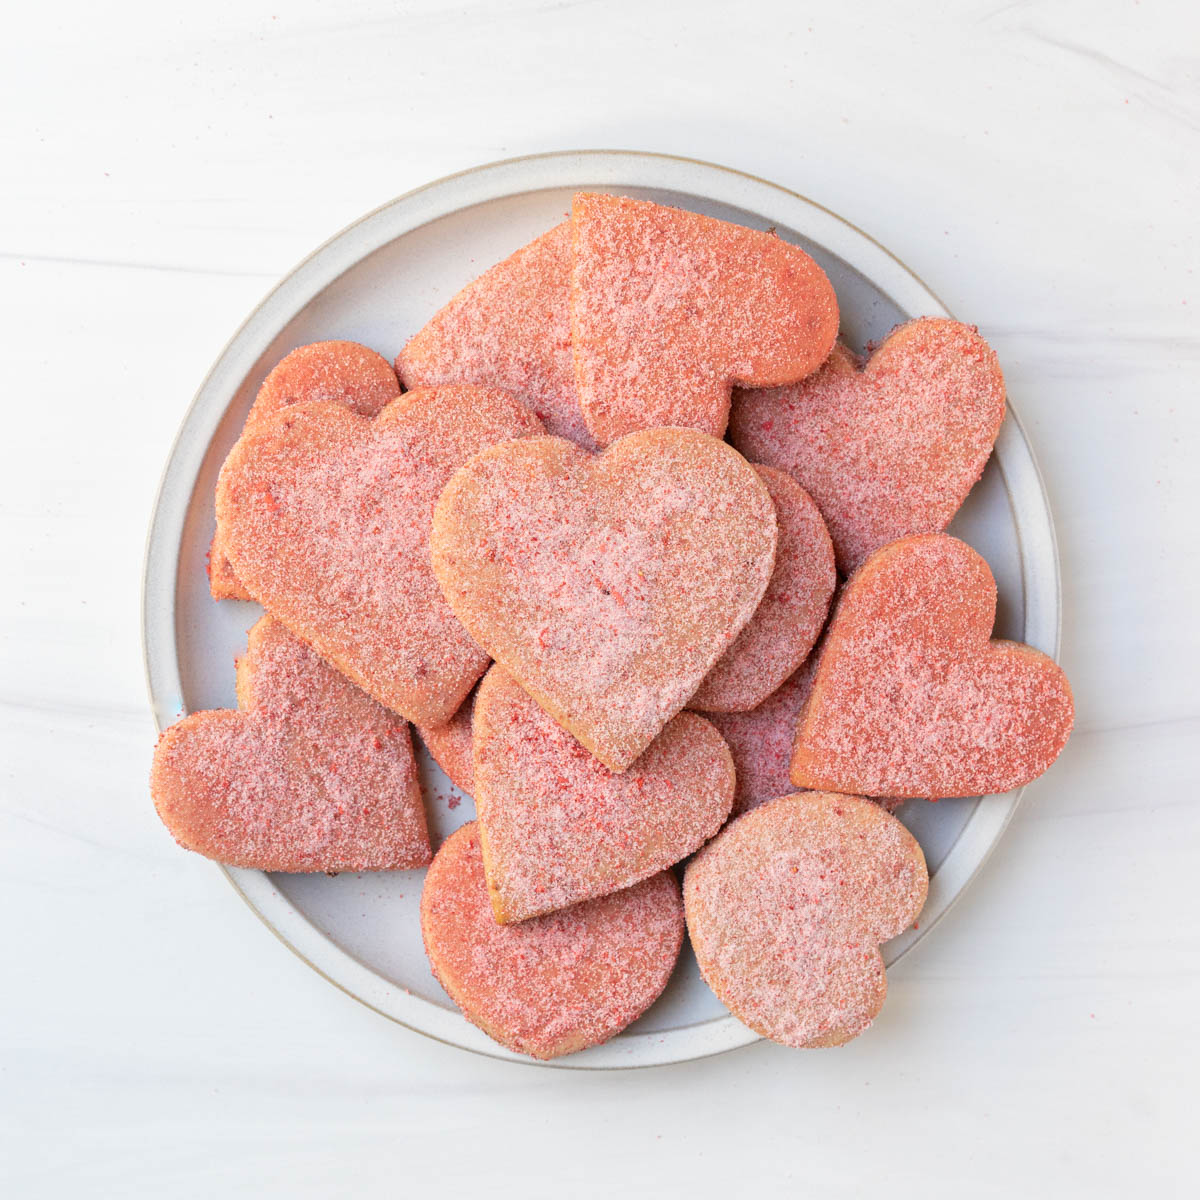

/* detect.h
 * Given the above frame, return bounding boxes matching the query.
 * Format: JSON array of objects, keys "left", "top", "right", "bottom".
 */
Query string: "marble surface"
[{"left": 2, "top": 0, "right": 1197, "bottom": 1195}]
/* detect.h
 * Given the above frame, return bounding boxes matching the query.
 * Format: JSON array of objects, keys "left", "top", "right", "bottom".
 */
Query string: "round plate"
[{"left": 143, "top": 150, "right": 1061, "bottom": 1068}]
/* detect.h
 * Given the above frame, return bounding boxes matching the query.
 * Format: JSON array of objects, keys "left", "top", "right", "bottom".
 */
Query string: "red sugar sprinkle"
[
  {"left": 421, "top": 823, "right": 684, "bottom": 1060},
  {"left": 150, "top": 617, "right": 430, "bottom": 872}
]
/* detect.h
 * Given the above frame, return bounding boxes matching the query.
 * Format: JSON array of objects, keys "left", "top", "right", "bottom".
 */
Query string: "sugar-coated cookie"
[
  {"left": 415, "top": 683, "right": 477, "bottom": 795},
  {"left": 689, "top": 464, "right": 835, "bottom": 713},
  {"left": 473, "top": 666, "right": 733, "bottom": 922},
  {"left": 217, "top": 385, "right": 544, "bottom": 727},
  {"left": 730, "top": 319, "right": 1006, "bottom": 572},
  {"left": 151, "top": 616, "right": 429, "bottom": 872},
  {"left": 210, "top": 341, "right": 401, "bottom": 600},
  {"left": 791, "top": 535, "right": 1074, "bottom": 798},
  {"left": 421, "top": 823, "right": 684, "bottom": 1059},
  {"left": 684, "top": 792, "right": 927, "bottom": 1048},
  {"left": 570, "top": 192, "right": 839, "bottom": 445},
  {"left": 396, "top": 223, "right": 592, "bottom": 447},
  {"left": 431, "top": 428, "right": 778, "bottom": 770},
  {"left": 708, "top": 659, "right": 816, "bottom": 817}
]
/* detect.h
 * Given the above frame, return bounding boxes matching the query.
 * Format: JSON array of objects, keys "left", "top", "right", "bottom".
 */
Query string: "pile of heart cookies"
[{"left": 151, "top": 192, "right": 1074, "bottom": 1060}]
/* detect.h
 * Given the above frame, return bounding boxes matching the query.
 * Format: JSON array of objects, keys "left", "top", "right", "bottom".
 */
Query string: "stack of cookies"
[{"left": 151, "top": 193, "right": 1074, "bottom": 1059}]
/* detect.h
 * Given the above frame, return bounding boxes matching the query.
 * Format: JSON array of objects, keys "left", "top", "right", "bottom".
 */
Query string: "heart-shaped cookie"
[
  {"left": 689, "top": 464, "right": 835, "bottom": 713},
  {"left": 791, "top": 535, "right": 1074, "bottom": 798},
  {"left": 684, "top": 792, "right": 927, "bottom": 1047},
  {"left": 570, "top": 192, "right": 839, "bottom": 445},
  {"left": 473, "top": 666, "right": 733, "bottom": 922},
  {"left": 421, "top": 822, "right": 684, "bottom": 1060},
  {"left": 729, "top": 318, "right": 1007, "bottom": 573},
  {"left": 431, "top": 428, "right": 778, "bottom": 770},
  {"left": 151, "top": 617, "right": 429, "bottom": 872},
  {"left": 217, "top": 385, "right": 543, "bottom": 726},
  {"left": 396, "top": 222, "right": 593, "bottom": 447},
  {"left": 210, "top": 341, "right": 401, "bottom": 600},
  {"left": 415, "top": 683, "right": 478, "bottom": 795}
]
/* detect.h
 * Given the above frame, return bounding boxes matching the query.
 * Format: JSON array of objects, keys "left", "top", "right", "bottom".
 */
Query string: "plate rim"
[{"left": 141, "top": 148, "right": 1063, "bottom": 1069}]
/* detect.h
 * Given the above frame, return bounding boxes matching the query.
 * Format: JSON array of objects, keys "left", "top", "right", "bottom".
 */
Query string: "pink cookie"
[
  {"left": 473, "top": 666, "right": 733, "bottom": 922},
  {"left": 570, "top": 192, "right": 839, "bottom": 445},
  {"left": 431, "top": 428, "right": 778, "bottom": 770},
  {"left": 421, "top": 823, "right": 684, "bottom": 1060},
  {"left": 210, "top": 341, "right": 401, "bottom": 600},
  {"left": 689, "top": 464, "right": 835, "bottom": 712},
  {"left": 216, "top": 386, "right": 543, "bottom": 727},
  {"left": 791, "top": 535, "right": 1075, "bottom": 798},
  {"left": 396, "top": 223, "right": 592, "bottom": 446},
  {"left": 151, "top": 616, "right": 429, "bottom": 872},
  {"left": 684, "top": 792, "right": 927, "bottom": 1048},
  {"left": 730, "top": 318, "right": 1007, "bottom": 572}
]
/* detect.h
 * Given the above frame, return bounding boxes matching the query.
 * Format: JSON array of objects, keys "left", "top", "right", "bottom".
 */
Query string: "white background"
[{"left": 2, "top": 1, "right": 1197, "bottom": 1196}]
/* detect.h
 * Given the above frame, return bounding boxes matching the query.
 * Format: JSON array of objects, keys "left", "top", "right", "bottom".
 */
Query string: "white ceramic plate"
[{"left": 142, "top": 150, "right": 1061, "bottom": 1069}]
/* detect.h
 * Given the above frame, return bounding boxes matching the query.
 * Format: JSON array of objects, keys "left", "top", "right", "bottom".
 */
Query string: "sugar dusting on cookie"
[
  {"left": 211, "top": 340, "right": 402, "bottom": 600},
  {"left": 473, "top": 667, "right": 733, "bottom": 921},
  {"left": 730, "top": 319, "right": 1006, "bottom": 572},
  {"left": 397, "top": 223, "right": 593, "bottom": 447},
  {"left": 684, "top": 793, "right": 927, "bottom": 1048},
  {"left": 792, "top": 535, "right": 1074, "bottom": 798},
  {"left": 431, "top": 429, "right": 778, "bottom": 769},
  {"left": 218, "top": 386, "right": 544, "bottom": 726},
  {"left": 571, "top": 192, "right": 839, "bottom": 445},
  {"left": 420, "top": 823, "right": 684, "bottom": 1059},
  {"left": 151, "top": 617, "right": 429, "bottom": 871}
]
